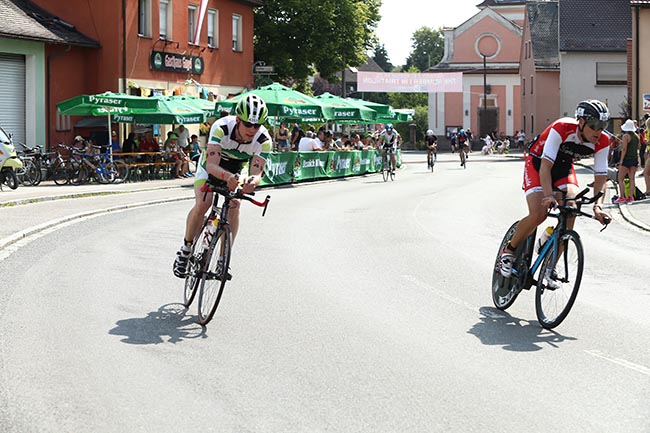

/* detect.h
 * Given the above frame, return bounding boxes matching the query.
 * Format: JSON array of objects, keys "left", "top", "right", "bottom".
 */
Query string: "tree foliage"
[
  {"left": 404, "top": 27, "right": 444, "bottom": 72},
  {"left": 254, "top": 0, "right": 381, "bottom": 88},
  {"left": 372, "top": 43, "right": 393, "bottom": 72}
]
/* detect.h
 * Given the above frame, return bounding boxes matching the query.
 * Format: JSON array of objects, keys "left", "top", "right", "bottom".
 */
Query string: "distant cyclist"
[
  {"left": 457, "top": 128, "right": 469, "bottom": 166},
  {"left": 498, "top": 99, "right": 612, "bottom": 278},
  {"left": 378, "top": 124, "right": 400, "bottom": 173},
  {"left": 425, "top": 129, "right": 437, "bottom": 165},
  {"left": 173, "top": 94, "right": 271, "bottom": 278}
]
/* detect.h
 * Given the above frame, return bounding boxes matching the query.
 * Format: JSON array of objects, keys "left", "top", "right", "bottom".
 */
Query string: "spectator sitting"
[
  {"left": 298, "top": 131, "right": 323, "bottom": 151},
  {"left": 164, "top": 133, "right": 190, "bottom": 178},
  {"left": 321, "top": 130, "right": 334, "bottom": 151},
  {"left": 189, "top": 134, "right": 201, "bottom": 165},
  {"left": 110, "top": 130, "right": 121, "bottom": 153},
  {"left": 122, "top": 132, "right": 137, "bottom": 153},
  {"left": 139, "top": 131, "right": 159, "bottom": 152}
]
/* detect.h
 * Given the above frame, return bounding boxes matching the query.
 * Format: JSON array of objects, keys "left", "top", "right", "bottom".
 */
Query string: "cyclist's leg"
[
  {"left": 390, "top": 148, "right": 396, "bottom": 170},
  {"left": 175, "top": 183, "right": 213, "bottom": 277},
  {"left": 226, "top": 199, "right": 242, "bottom": 246},
  {"left": 186, "top": 183, "right": 213, "bottom": 243}
]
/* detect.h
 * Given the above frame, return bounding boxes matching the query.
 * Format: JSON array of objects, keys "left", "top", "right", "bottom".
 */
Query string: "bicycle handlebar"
[
  {"left": 549, "top": 187, "right": 610, "bottom": 230},
  {"left": 201, "top": 183, "right": 271, "bottom": 217}
]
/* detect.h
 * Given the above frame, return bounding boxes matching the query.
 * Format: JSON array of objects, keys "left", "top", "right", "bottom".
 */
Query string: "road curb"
[
  {"left": 0, "top": 184, "right": 187, "bottom": 208},
  {"left": 0, "top": 195, "right": 193, "bottom": 253}
]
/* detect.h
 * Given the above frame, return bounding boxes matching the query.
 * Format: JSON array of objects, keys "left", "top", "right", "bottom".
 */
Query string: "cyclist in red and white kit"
[{"left": 499, "top": 99, "right": 612, "bottom": 277}]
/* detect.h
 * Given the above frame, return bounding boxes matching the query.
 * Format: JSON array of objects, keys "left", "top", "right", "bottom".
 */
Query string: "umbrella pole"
[{"left": 107, "top": 114, "right": 113, "bottom": 162}]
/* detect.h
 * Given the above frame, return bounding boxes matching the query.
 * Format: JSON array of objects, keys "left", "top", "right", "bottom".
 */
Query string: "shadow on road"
[
  {"left": 467, "top": 306, "right": 577, "bottom": 352},
  {"left": 109, "top": 303, "right": 206, "bottom": 344}
]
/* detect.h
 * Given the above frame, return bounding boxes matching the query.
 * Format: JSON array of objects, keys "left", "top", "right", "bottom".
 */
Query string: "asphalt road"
[{"left": 1, "top": 152, "right": 649, "bottom": 433}]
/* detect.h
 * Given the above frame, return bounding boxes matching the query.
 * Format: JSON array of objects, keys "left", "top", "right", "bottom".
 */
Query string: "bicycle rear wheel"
[
  {"left": 535, "top": 230, "right": 583, "bottom": 329},
  {"left": 69, "top": 164, "right": 89, "bottom": 185},
  {"left": 197, "top": 224, "right": 232, "bottom": 325},
  {"left": 491, "top": 221, "right": 524, "bottom": 310},
  {"left": 429, "top": 154, "right": 436, "bottom": 172}
]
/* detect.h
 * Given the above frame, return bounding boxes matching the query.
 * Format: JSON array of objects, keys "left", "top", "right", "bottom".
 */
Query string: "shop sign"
[{"left": 150, "top": 50, "right": 204, "bottom": 75}]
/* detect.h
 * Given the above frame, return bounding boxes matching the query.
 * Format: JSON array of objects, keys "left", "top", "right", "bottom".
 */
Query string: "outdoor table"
[{"left": 114, "top": 151, "right": 179, "bottom": 181}]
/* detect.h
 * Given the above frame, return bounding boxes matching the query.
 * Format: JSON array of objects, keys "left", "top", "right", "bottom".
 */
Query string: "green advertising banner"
[
  {"left": 259, "top": 150, "right": 401, "bottom": 186},
  {"left": 294, "top": 151, "right": 331, "bottom": 181},
  {"left": 260, "top": 152, "right": 296, "bottom": 186}
]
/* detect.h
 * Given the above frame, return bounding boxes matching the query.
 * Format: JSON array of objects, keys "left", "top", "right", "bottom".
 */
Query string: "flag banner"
[
  {"left": 357, "top": 72, "right": 463, "bottom": 93},
  {"left": 193, "top": 0, "right": 209, "bottom": 45}
]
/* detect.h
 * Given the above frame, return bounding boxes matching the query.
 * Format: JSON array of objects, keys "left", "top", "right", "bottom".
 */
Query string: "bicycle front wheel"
[
  {"left": 183, "top": 226, "right": 209, "bottom": 308},
  {"left": 197, "top": 224, "right": 232, "bottom": 325},
  {"left": 535, "top": 230, "right": 583, "bottom": 329},
  {"left": 107, "top": 160, "right": 129, "bottom": 184},
  {"left": 382, "top": 158, "right": 389, "bottom": 182}
]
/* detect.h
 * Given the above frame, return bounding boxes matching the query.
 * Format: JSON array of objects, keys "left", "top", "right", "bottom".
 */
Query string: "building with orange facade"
[{"left": 0, "top": 0, "right": 261, "bottom": 149}]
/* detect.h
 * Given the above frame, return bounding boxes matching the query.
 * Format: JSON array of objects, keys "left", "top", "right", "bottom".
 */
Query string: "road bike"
[
  {"left": 459, "top": 143, "right": 469, "bottom": 169},
  {"left": 183, "top": 182, "right": 270, "bottom": 325},
  {"left": 381, "top": 149, "right": 395, "bottom": 182},
  {"left": 70, "top": 145, "right": 129, "bottom": 185},
  {"left": 427, "top": 150, "right": 437, "bottom": 172},
  {"left": 491, "top": 188, "right": 609, "bottom": 329}
]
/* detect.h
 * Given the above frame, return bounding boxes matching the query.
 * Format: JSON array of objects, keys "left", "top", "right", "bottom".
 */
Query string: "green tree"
[
  {"left": 404, "top": 27, "right": 444, "bottom": 72},
  {"left": 372, "top": 43, "right": 393, "bottom": 72},
  {"left": 254, "top": 0, "right": 381, "bottom": 87}
]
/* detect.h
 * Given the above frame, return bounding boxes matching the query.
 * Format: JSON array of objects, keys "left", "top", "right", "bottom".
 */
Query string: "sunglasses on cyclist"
[
  {"left": 584, "top": 118, "right": 608, "bottom": 131},
  {"left": 240, "top": 120, "right": 262, "bottom": 129}
]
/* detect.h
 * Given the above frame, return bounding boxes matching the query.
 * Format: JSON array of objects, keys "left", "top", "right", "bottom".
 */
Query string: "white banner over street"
[{"left": 357, "top": 71, "right": 463, "bottom": 93}]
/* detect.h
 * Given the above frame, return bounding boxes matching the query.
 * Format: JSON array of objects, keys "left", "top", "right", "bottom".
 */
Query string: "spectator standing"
[
  {"left": 517, "top": 130, "right": 526, "bottom": 149},
  {"left": 276, "top": 122, "right": 290, "bottom": 152},
  {"left": 174, "top": 124, "right": 190, "bottom": 147},
  {"left": 291, "top": 122, "right": 304, "bottom": 151},
  {"left": 615, "top": 119, "right": 640, "bottom": 203}
]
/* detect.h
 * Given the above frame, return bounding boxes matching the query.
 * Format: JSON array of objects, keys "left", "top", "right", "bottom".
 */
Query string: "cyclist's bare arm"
[
  {"left": 241, "top": 154, "right": 266, "bottom": 194},
  {"left": 591, "top": 174, "right": 610, "bottom": 224},
  {"left": 205, "top": 143, "right": 238, "bottom": 190}
]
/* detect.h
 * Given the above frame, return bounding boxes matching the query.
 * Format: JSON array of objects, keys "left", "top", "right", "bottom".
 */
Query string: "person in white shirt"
[
  {"left": 174, "top": 124, "right": 191, "bottom": 147},
  {"left": 298, "top": 131, "right": 323, "bottom": 151}
]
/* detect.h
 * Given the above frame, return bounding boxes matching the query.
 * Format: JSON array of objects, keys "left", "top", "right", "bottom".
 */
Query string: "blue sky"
[{"left": 375, "top": 0, "right": 481, "bottom": 66}]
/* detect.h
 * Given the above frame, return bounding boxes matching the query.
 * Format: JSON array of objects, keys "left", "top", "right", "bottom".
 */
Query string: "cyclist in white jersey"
[
  {"left": 173, "top": 94, "right": 271, "bottom": 278},
  {"left": 378, "top": 124, "right": 400, "bottom": 173}
]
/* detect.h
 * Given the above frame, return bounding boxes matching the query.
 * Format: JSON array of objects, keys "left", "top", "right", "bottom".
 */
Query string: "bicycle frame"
[{"left": 512, "top": 187, "right": 604, "bottom": 290}]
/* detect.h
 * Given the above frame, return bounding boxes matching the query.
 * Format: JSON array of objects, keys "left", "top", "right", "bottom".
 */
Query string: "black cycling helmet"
[
  {"left": 235, "top": 94, "right": 268, "bottom": 125},
  {"left": 575, "top": 99, "right": 609, "bottom": 131}
]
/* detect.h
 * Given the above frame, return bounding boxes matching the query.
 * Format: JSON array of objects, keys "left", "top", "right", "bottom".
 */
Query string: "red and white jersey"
[{"left": 529, "top": 117, "right": 609, "bottom": 176}]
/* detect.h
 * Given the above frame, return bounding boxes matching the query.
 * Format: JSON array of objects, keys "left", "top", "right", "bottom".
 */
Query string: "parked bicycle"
[
  {"left": 183, "top": 182, "right": 270, "bottom": 325},
  {"left": 70, "top": 144, "right": 129, "bottom": 185},
  {"left": 491, "top": 188, "right": 610, "bottom": 329}
]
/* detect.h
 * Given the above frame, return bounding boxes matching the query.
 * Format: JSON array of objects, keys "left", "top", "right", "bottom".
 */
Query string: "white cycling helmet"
[{"left": 426, "top": 129, "right": 434, "bottom": 136}]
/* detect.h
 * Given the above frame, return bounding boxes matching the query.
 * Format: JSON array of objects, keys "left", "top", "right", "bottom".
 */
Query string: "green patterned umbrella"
[
  {"left": 215, "top": 82, "right": 333, "bottom": 121},
  {"left": 314, "top": 93, "right": 377, "bottom": 123},
  {"left": 56, "top": 91, "right": 159, "bottom": 116},
  {"left": 110, "top": 95, "right": 213, "bottom": 124}
]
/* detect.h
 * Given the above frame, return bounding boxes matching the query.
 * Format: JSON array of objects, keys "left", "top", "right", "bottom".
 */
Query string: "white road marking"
[
  {"left": 584, "top": 350, "right": 650, "bottom": 377},
  {"left": 403, "top": 274, "right": 506, "bottom": 319}
]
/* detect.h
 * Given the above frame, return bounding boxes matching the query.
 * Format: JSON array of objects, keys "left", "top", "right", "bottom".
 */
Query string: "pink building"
[{"left": 428, "top": 0, "right": 525, "bottom": 143}]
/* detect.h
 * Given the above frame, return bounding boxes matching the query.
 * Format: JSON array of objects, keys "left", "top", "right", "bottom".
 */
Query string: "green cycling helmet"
[{"left": 235, "top": 94, "right": 268, "bottom": 125}]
